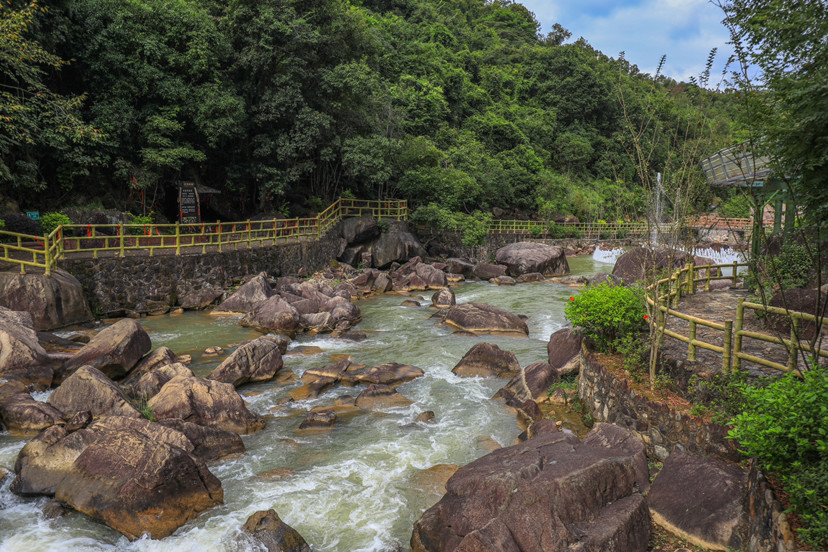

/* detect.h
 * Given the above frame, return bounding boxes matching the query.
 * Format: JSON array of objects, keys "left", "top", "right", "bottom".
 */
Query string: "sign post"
[{"left": 178, "top": 181, "right": 200, "bottom": 224}]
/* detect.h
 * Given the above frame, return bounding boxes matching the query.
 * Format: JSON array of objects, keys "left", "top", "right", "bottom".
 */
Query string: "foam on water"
[
  {"left": 592, "top": 246, "right": 625, "bottom": 264},
  {"left": 0, "top": 261, "right": 608, "bottom": 551}
]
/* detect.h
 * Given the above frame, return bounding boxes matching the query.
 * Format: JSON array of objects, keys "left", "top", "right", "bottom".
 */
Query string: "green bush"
[
  {"left": 546, "top": 221, "right": 565, "bottom": 239},
  {"left": 410, "top": 203, "right": 456, "bottom": 234},
  {"left": 616, "top": 333, "right": 648, "bottom": 382},
  {"left": 719, "top": 194, "right": 752, "bottom": 218},
  {"left": 564, "top": 226, "right": 583, "bottom": 239},
  {"left": 529, "top": 223, "right": 544, "bottom": 239},
  {"left": 564, "top": 282, "right": 647, "bottom": 352},
  {"left": 454, "top": 210, "right": 491, "bottom": 248},
  {"left": 0, "top": 218, "right": 5, "bottom": 231},
  {"left": 728, "top": 366, "right": 828, "bottom": 548},
  {"left": 40, "top": 212, "right": 70, "bottom": 235},
  {"left": 746, "top": 242, "right": 814, "bottom": 294}
]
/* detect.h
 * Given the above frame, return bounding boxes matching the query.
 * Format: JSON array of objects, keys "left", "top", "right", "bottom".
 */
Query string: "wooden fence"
[
  {"left": 0, "top": 198, "right": 408, "bottom": 274},
  {"left": 648, "top": 262, "right": 827, "bottom": 375}
]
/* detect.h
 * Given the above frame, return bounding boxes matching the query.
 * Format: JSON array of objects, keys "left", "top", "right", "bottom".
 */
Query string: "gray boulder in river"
[
  {"left": 0, "top": 306, "right": 53, "bottom": 388},
  {"left": 444, "top": 302, "right": 529, "bottom": 336},
  {"left": 207, "top": 336, "right": 284, "bottom": 387},
  {"left": 495, "top": 242, "right": 570, "bottom": 277},
  {"left": 0, "top": 269, "right": 93, "bottom": 331},
  {"left": 411, "top": 423, "right": 650, "bottom": 552},
  {"left": 58, "top": 318, "right": 151, "bottom": 382}
]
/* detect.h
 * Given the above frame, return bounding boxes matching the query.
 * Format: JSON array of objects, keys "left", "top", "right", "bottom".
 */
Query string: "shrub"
[
  {"left": 40, "top": 212, "right": 71, "bottom": 235},
  {"left": 529, "top": 223, "right": 544, "bottom": 239},
  {"left": 454, "top": 211, "right": 491, "bottom": 248},
  {"left": 564, "top": 226, "right": 583, "bottom": 239},
  {"left": 719, "top": 194, "right": 752, "bottom": 218},
  {"left": 377, "top": 218, "right": 390, "bottom": 233},
  {"left": 547, "top": 221, "right": 565, "bottom": 239},
  {"left": 746, "top": 242, "right": 814, "bottom": 294},
  {"left": 0, "top": 218, "right": 5, "bottom": 231},
  {"left": 564, "top": 282, "right": 647, "bottom": 352},
  {"left": 616, "top": 333, "right": 648, "bottom": 382},
  {"left": 410, "top": 203, "right": 456, "bottom": 234},
  {"left": 728, "top": 366, "right": 828, "bottom": 548}
]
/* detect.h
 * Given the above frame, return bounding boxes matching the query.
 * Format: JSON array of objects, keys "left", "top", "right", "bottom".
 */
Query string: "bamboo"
[
  {"left": 788, "top": 318, "right": 799, "bottom": 373},
  {"left": 723, "top": 320, "right": 732, "bottom": 374},
  {"left": 734, "top": 299, "right": 745, "bottom": 372}
]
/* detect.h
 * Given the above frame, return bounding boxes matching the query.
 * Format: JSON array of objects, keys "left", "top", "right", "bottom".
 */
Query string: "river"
[{"left": 0, "top": 254, "right": 615, "bottom": 552}]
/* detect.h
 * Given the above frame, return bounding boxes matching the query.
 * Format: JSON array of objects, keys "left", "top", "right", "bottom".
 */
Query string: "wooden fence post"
[
  {"left": 789, "top": 317, "right": 800, "bottom": 373},
  {"left": 722, "top": 320, "right": 733, "bottom": 374},
  {"left": 688, "top": 320, "right": 696, "bottom": 361},
  {"left": 733, "top": 299, "right": 745, "bottom": 372}
]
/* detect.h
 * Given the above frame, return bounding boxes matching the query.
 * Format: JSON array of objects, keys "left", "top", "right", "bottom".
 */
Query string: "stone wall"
[
  {"left": 577, "top": 347, "right": 740, "bottom": 462},
  {"left": 746, "top": 463, "right": 797, "bottom": 552},
  {"left": 60, "top": 233, "right": 342, "bottom": 316}
]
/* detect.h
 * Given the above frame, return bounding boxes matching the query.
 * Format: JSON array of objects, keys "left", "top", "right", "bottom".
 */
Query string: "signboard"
[
  {"left": 178, "top": 181, "right": 200, "bottom": 224},
  {"left": 26, "top": 211, "right": 40, "bottom": 221}
]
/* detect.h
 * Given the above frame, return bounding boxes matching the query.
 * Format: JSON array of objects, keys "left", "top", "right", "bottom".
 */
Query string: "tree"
[
  {"left": 718, "top": 0, "right": 828, "bottom": 226},
  {"left": 0, "top": 1, "right": 97, "bottom": 195}
]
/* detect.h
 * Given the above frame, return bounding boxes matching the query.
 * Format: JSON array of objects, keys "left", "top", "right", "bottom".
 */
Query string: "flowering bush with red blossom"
[{"left": 564, "top": 282, "right": 647, "bottom": 353}]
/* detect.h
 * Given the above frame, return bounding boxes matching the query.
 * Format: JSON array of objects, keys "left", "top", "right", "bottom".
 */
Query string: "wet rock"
[
  {"left": 410, "top": 424, "right": 650, "bottom": 552},
  {"left": 203, "top": 346, "right": 223, "bottom": 356},
  {"left": 159, "top": 419, "right": 245, "bottom": 461},
  {"left": 0, "top": 307, "right": 53, "bottom": 388},
  {"left": 42, "top": 499, "right": 67, "bottom": 519},
  {"left": 649, "top": 450, "right": 747, "bottom": 551},
  {"left": 298, "top": 409, "right": 337, "bottom": 431},
  {"left": 410, "top": 464, "right": 460, "bottom": 498},
  {"left": 148, "top": 375, "right": 265, "bottom": 434},
  {"left": 373, "top": 272, "right": 393, "bottom": 292},
  {"left": 515, "top": 272, "right": 544, "bottom": 283},
  {"left": 178, "top": 288, "right": 223, "bottom": 310},
  {"left": 401, "top": 300, "right": 421, "bottom": 307},
  {"left": 0, "top": 269, "right": 93, "bottom": 331},
  {"left": 372, "top": 227, "right": 428, "bottom": 269},
  {"left": 414, "top": 263, "right": 448, "bottom": 289},
  {"left": 122, "top": 346, "right": 178, "bottom": 386},
  {"left": 527, "top": 418, "right": 559, "bottom": 439},
  {"left": 355, "top": 384, "right": 412, "bottom": 410},
  {"left": 589, "top": 272, "right": 623, "bottom": 287},
  {"left": 207, "top": 336, "right": 284, "bottom": 387},
  {"left": 444, "top": 302, "right": 529, "bottom": 336},
  {"left": 341, "top": 215, "right": 380, "bottom": 245},
  {"left": 59, "top": 319, "right": 151, "bottom": 382},
  {"left": 431, "top": 287, "right": 456, "bottom": 309},
  {"left": 493, "top": 361, "right": 559, "bottom": 407},
  {"left": 452, "top": 343, "right": 520, "bottom": 378},
  {"left": 123, "top": 362, "right": 194, "bottom": 400},
  {"left": 348, "top": 362, "right": 425, "bottom": 388},
  {"left": 241, "top": 509, "right": 311, "bottom": 552},
  {"left": 547, "top": 328, "right": 582, "bottom": 375},
  {"left": 48, "top": 365, "right": 141, "bottom": 419},
  {"left": 612, "top": 247, "right": 693, "bottom": 285},
  {"left": 416, "top": 411, "right": 436, "bottom": 424},
  {"left": 471, "top": 263, "right": 507, "bottom": 281},
  {"left": 446, "top": 258, "right": 474, "bottom": 276},
  {"left": 241, "top": 295, "right": 300, "bottom": 334},
  {"left": 0, "top": 392, "right": 64, "bottom": 435},
  {"left": 490, "top": 276, "right": 516, "bottom": 286},
  {"left": 495, "top": 242, "right": 570, "bottom": 277},
  {"left": 215, "top": 272, "right": 273, "bottom": 313},
  {"left": 258, "top": 467, "right": 296, "bottom": 480}
]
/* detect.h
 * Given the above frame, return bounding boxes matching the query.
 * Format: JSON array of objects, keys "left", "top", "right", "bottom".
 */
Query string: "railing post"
[
  {"left": 733, "top": 299, "right": 745, "bottom": 372},
  {"left": 722, "top": 320, "right": 733, "bottom": 374},
  {"left": 43, "top": 233, "right": 51, "bottom": 276},
  {"left": 731, "top": 261, "right": 738, "bottom": 284},
  {"left": 201, "top": 223, "right": 207, "bottom": 254},
  {"left": 789, "top": 317, "right": 800, "bottom": 373},
  {"left": 119, "top": 224, "right": 125, "bottom": 257},
  {"left": 705, "top": 264, "right": 712, "bottom": 291},
  {"left": 687, "top": 262, "right": 695, "bottom": 295},
  {"left": 175, "top": 223, "right": 181, "bottom": 255},
  {"left": 688, "top": 320, "right": 696, "bottom": 361},
  {"left": 246, "top": 220, "right": 252, "bottom": 248}
]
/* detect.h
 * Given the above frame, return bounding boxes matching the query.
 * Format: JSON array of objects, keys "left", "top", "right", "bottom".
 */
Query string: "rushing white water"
[
  {"left": 592, "top": 246, "right": 625, "bottom": 264},
  {"left": 0, "top": 256, "right": 614, "bottom": 552}
]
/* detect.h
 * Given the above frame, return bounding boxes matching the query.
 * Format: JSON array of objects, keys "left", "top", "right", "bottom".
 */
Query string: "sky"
[{"left": 518, "top": 0, "right": 735, "bottom": 84}]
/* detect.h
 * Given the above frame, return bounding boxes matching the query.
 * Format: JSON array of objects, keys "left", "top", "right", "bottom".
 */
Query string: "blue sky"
[{"left": 518, "top": 0, "right": 734, "bottom": 84}]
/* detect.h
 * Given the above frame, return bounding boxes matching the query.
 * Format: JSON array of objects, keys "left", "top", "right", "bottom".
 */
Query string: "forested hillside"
[{"left": 1, "top": 0, "right": 738, "bottom": 223}]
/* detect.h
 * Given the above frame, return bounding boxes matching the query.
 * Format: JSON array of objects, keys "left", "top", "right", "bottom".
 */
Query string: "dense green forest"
[{"left": 1, "top": 0, "right": 739, "bottom": 223}]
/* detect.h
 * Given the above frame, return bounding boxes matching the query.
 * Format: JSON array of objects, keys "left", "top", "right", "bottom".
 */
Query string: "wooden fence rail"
[
  {"left": 0, "top": 198, "right": 408, "bottom": 274},
  {"left": 648, "top": 262, "right": 827, "bottom": 375}
]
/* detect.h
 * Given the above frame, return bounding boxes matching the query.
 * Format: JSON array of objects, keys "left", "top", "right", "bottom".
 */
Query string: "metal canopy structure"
[{"left": 701, "top": 142, "right": 772, "bottom": 187}]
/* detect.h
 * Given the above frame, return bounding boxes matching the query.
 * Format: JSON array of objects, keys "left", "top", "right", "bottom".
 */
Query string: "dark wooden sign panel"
[{"left": 178, "top": 182, "right": 200, "bottom": 224}]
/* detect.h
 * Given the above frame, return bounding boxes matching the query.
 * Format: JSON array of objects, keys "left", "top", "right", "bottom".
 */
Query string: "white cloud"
[{"left": 519, "top": 0, "right": 734, "bottom": 83}]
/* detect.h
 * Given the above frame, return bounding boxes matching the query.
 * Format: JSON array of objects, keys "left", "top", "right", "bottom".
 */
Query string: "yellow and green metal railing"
[
  {"left": 647, "top": 262, "right": 827, "bottom": 376},
  {"left": 0, "top": 198, "right": 408, "bottom": 275}
]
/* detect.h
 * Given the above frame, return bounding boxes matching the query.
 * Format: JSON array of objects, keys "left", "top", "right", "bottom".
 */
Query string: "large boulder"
[
  {"left": 348, "top": 362, "right": 424, "bottom": 388},
  {"left": 48, "top": 365, "right": 141, "bottom": 419},
  {"left": 446, "top": 258, "right": 474, "bottom": 276},
  {"left": 0, "top": 269, "right": 93, "bottom": 330},
  {"left": 123, "top": 362, "right": 194, "bottom": 400},
  {"left": 355, "top": 384, "right": 413, "bottom": 410},
  {"left": 121, "top": 346, "right": 178, "bottom": 387},
  {"left": 471, "top": 263, "right": 507, "bottom": 281},
  {"left": 0, "top": 391, "right": 64, "bottom": 435},
  {"left": 0, "top": 307, "right": 53, "bottom": 388},
  {"left": 215, "top": 272, "right": 273, "bottom": 313},
  {"left": 493, "top": 361, "right": 559, "bottom": 407},
  {"left": 431, "top": 288, "right": 456, "bottom": 309},
  {"left": 411, "top": 424, "right": 650, "bottom": 552},
  {"left": 444, "top": 302, "right": 529, "bottom": 336},
  {"left": 547, "top": 327, "right": 583, "bottom": 376},
  {"left": 57, "top": 426, "right": 222, "bottom": 539},
  {"left": 414, "top": 263, "right": 448, "bottom": 289},
  {"left": 241, "top": 295, "right": 301, "bottom": 334},
  {"left": 452, "top": 343, "right": 520, "bottom": 378},
  {"left": 159, "top": 418, "right": 245, "bottom": 461},
  {"left": 649, "top": 450, "right": 748, "bottom": 551},
  {"left": 59, "top": 318, "right": 151, "bottom": 381},
  {"left": 148, "top": 375, "right": 266, "bottom": 434},
  {"left": 340, "top": 215, "right": 380, "bottom": 245},
  {"left": 371, "top": 227, "right": 428, "bottom": 269},
  {"left": 241, "top": 509, "right": 311, "bottom": 552},
  {"left": 495, "top": 242, "right": 570, "bottom": 277},
  {"left": 612, "top": 247, "right": 693, "bottom": 284},
  {"left": 207, "top": 336, "right": 284, "bottom": 387}
]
